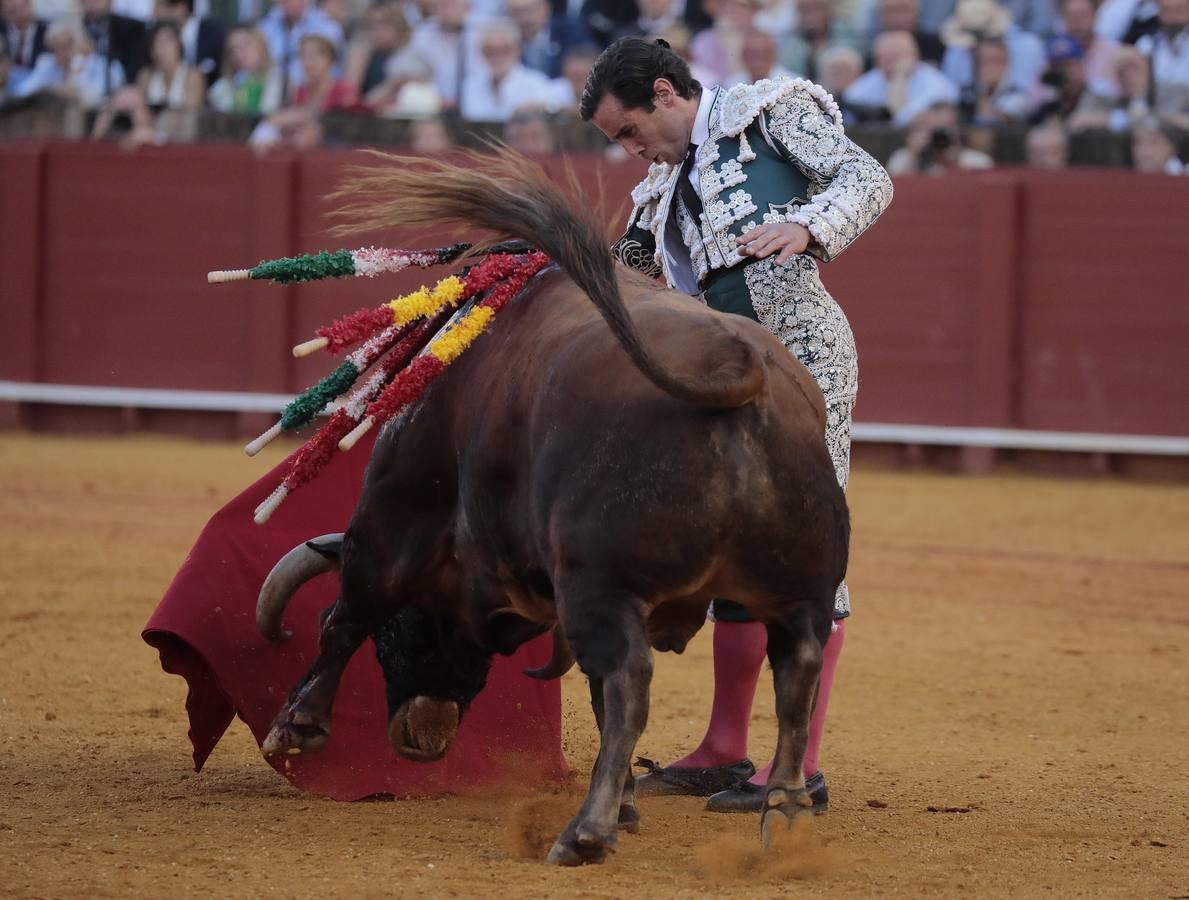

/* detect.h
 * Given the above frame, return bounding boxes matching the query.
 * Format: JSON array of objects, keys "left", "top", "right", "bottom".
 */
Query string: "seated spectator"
[
  {"left": 725, "top": 27, "right": 797, "bottom": 85},
  {"left": 1131, "top": 115, "right": 1187, "bottom": 171},
  {"left": 459, "top": 19, "right": 556, "bottom": 121},
  {"left": 91, "top": 21, "right": 202, "bottom": 144},
  {"left": 781, "top": 0, "right": 863, "bottom": 80},
  {"left": 257, "top": 0, "right": 344, "bottom": 97},
  {"left": 844, "top": 30, "right": 959, "bottom": 125},
  {"left": 548, "top": 42, "right": 599, "bottom": 112},
  {"left": 1059, "top": 0, "right": 1119, "bottom": 94},
  {"left": 410, "top": 0, "right": 481, "bottom": 112},
  {"left": 153, "top": 0, "right": 224, "bottom": 88},
  {"left": 1003, "top": 0, "right": 1061, "bottom": 36},
  {"left": 208, "top": 25, "right": 283, "bottom": 116},
  {"left": 818, "top": 44, "right": 865, "bottom": 99},
  {"left": 345, "top": 3, "right": 423, "bottom": 98},
  {"left": 247, "top": 103, "right": 324, "bottom": 151},
  {"left": 872, "top": 0, "right": 946, "bottom": 65},
  {"left": 940, "top": 0, "right": 1048, "bottom": 97},
  {"left": 505, "top": 108, "right": 556, "bottom": 154},
  {"left": 2, "top": 0, "right": 49, "bottom": 92},
  {"left": 0, "top": 42, "right": 11, "bottom": 107},
  {"left": 609, "top": 0, "right": 684, "bottom": 41},
  {"left": 1134, "top": 0, "right": 1189, "bottom": 130},
  {"left": 81, "top": 0, "right": 148, "bottom": 89},
  {"left": 1094, "top": 0, "right": 1160, "bottom": 43},
  {"left": 1024, "top": 120, "right": 1071, "bottom": 167},
  {"left": 408, "top": 113, "right": 452, "bottom": 152},
  {"left": 962, "top": 37, "right": 1037, "bottom": 123},
  {"left": 348, "top": 3, "right": 432, "bottom": 111},
  {"left": 292, "top": 33, "right": 356, "bottom": 109},
  {"left": 690, "top": 0, "right": 759, "bottom": 85},
  {"left": 315, "top": 0, "right": 353, "bottom": 29},
  {"left": 1067, "top": 43, "right": 1156, "bottom": 129},
  {"left": 1032, "top": 33, "right": 1093, "bottom": 120},
  {"left": 505, "top": 0, "right": 590, "bottom": 78},
  {"left": 886, "top": 99, "right": 994, "bottom": 171},
  {"left": 15, "top": 20, "right": 126, "bottom": 110}
]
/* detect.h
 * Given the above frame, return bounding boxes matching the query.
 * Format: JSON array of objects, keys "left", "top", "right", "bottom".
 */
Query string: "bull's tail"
[
  {"left": 256, "top": 534, "right": 343, "bottom": 640},
  {"left": 330, "top": 149, "right": 763, "bottom": 409}
]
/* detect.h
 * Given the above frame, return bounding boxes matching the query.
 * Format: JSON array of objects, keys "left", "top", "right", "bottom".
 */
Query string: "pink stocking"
[
  {"left": 750, "top": 618, "right": 846, "bottom": 786},
  {"left": 670, "top": 620, "right": 767, "bottom": 768}
]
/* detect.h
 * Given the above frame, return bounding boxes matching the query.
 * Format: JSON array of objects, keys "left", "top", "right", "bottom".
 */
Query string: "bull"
[{"left": 256, "top": 152, "right": 848, "bottom": 865}]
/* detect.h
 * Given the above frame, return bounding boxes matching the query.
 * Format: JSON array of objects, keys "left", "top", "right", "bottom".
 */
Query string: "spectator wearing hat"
[
  {"left": 1133, "top": 0, "right": 1189, "bottom": 129},
  {"left": 1025, "top": 119, "right": 1071, "bottom": 166},
  {"left": 1, "top": 0, "right": 48, "bottom": 92},
  {"left": 940, "top": 0, "right": 1048, "bottom": 96},
  {"left": 1131, "top": 115, "right": 1187, "bottom": 170},
  {"left": 844, "top": 29, "right": 959, "bottom": 124},
  {"left": 459, "top": 18, "right": 556, "bottom": 121},
  {"left": 1057, "top": 0, "right": 1119, "bottom": 94},
  {"left": 1033, "top": 32, "right": 1093, "bottom": 119},
  {"left": 780, "top": 0, "right": 864, "bottom": 81}
]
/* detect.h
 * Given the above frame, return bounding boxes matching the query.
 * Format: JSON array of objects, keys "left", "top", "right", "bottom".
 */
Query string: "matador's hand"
[{"left": 735, "top": 222, "right": 812, "bottom": 264}]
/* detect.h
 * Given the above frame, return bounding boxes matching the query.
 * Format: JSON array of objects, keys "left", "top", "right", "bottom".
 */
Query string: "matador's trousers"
[{"left": 703, "top": 253, "right": 857, "bottom": 621}]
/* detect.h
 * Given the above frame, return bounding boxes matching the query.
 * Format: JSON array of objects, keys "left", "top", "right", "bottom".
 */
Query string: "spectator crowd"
[{"left": 0, "top": 0, "right": 1185, "bottom": 172}]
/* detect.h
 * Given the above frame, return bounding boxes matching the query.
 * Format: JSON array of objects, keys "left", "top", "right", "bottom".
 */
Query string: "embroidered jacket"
[{"left": 612, "top": 78, "right": 893, "bottom": 290}]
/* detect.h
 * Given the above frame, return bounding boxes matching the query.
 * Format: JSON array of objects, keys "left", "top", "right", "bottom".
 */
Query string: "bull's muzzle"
[{"left": 387, "top": 695, "right": 460, "bottom": 762}]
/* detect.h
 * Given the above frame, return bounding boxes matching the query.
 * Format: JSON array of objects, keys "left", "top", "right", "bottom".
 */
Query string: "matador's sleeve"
[
  {"left": 762, "top": 86, "right": 893, "bottom": 263},
  {"left": 611, "top": 206, "right": 664, "bottom": 279}
]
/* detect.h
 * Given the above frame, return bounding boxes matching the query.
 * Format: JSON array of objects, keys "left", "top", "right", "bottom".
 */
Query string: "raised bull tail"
[
  {"left": 256, "top": 534, "right": 344, "bottom": 641},
  {"left": 330, "top": 149, "right": 763, "bottom": 409}
]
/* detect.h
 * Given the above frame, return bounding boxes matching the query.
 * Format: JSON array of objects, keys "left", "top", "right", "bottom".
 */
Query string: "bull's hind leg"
[
  {"left": 262, "top": 599, "right": 368, "bottom": 756},
  {"left": 760, "top": 609, "right": 828, "bottom": 847},
  {"left": 547, "top": 591, "right": 653, "bottom": 866}
]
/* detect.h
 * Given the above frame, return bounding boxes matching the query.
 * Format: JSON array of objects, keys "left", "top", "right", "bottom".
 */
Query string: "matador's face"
[{"left": 591, "top": 78, "right": 695, "bottom": 168}]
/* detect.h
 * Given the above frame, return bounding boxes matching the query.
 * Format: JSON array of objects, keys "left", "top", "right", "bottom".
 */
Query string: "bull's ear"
[
  {"left": 305, "top": 535, "right": 343, "bottom": 564},
  {"left": 485, "top": 609, "right": 549, "bottom": 656}
]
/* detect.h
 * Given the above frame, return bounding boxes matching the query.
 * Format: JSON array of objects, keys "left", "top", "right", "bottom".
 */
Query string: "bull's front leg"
[
  {"left": 547, "top": 596, "right": 653, "bottom": 866},
  {"left": 262, "top": 599, "right": 367, "bottom": 756},
  {"left": 759, "top": 610, "right": 828, "bottom": 847}
]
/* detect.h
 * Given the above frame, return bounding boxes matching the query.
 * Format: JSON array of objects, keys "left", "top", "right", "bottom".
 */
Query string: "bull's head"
[{"left": 374, "top": 605, "right": 491, "bottom": 762}]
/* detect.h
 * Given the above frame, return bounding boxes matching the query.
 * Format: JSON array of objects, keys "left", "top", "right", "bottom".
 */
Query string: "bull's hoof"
[
  {"left": 617, "top": 803, "right": 641, "bottom": 834},
  {"left": 545, "top": 822, "right": 618, "bottom": 866},
  {"left": 760, "top": 787, "right": 815, "bottom": 849},
  {"left": 261, "top": 720, "right": 330, "bottom": 756}
]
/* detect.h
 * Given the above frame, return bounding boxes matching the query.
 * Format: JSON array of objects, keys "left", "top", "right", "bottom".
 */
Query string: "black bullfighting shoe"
[
  {"left": 704, "top": 771, "right": 829, "bottom": 814},
  {"left": 633, "top": 756, "right": 756, "bottom": 797}
]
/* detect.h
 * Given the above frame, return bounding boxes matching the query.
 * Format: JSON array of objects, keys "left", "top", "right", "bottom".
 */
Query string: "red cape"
[{"left": 143, "top": 432, "right": 568, "bottom": 800}]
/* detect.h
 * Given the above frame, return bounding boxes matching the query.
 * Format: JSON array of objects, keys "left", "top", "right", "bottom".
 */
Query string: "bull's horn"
[
  {"left": 523, "top": 626, "right": 575, "bottom": 680},
  {"left": 256, "top": 533, "right": 344, "bottom": 641}
]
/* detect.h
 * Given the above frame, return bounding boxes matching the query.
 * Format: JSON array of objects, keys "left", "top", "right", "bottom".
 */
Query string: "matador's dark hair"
[{"left": 579, "top": 37, "right": 701, "bottom": 122}]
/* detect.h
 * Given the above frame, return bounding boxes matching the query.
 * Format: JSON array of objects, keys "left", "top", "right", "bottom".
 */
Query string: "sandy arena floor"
[{"left": 1, "top": 433, "right": 1186, "bottom": 898}]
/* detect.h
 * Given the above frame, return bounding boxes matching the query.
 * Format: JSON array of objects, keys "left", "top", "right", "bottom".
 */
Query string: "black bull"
[{"left": 255, "top": 153, "right": 848, "bottom": 865}]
